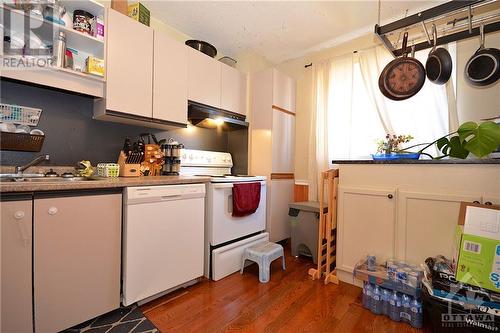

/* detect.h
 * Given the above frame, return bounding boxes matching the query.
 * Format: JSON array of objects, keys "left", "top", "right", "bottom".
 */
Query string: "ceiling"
[{"left": 144, "top": 1, "right": 445, "bottom": 63}]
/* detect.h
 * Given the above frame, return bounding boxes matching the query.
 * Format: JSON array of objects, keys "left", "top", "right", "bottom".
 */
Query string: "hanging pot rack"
[{"left": 375, "top": 0, "right": 500, "bottom": 58}]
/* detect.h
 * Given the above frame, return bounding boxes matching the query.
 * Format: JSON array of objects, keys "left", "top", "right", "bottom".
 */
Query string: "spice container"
[
  {"left": 73, "top": 10, "right": 94, "bottom": 35},
  {"left": 171, "top": 159, "right": 181, "bottom": 173}
]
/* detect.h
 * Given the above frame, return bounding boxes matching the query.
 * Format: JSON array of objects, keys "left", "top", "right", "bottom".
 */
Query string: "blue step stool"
[{"left": 240, "top": 242, "right": 286, "bottom": 283}]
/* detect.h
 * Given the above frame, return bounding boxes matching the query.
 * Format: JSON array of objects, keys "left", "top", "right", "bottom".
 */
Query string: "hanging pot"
[
  {"left": 378, "top": 32, "right": 426, "bottom": 101},
  {"left": 465, "top": 24, "right": 500, "bottom": 87},
  {"left": 425, "top": 24, "right": 452, "bottom": 85}
]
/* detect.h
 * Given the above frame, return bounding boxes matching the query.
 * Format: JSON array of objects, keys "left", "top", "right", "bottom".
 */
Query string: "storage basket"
[
  {"left": 97, "top": 163, "right": 120, "bottom": 178},
  {"left": 0, "top": 132, "right": 45, "bottom": 152},
  {"left": 0, "top": 103, "right": 42, "bottom": 126}
]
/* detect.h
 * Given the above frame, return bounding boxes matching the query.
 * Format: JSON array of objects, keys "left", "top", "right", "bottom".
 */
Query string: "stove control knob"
[{"left": 188, "top": 154, "right": 193, "bottom": 160}]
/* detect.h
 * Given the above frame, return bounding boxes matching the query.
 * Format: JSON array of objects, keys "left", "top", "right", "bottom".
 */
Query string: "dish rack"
[
  {"left": 0, "top": 132, "right": 45, "bottom": 152},
  {"left": 0, "top": 103, "right": 42, "bottom": 126},
  {"left": 0, "top": 103, "right": 44, "bottom": 152}
]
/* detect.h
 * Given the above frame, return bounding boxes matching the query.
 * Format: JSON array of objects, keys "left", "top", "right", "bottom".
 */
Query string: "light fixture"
[{"left": 214, "top": 118, "right": 224, "bottom": 126}]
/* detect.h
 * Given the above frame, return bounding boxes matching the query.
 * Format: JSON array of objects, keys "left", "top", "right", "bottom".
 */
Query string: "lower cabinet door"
[
  {"left": 1, "top": 199, "right": 33, "bottom": 333},
  {"left": 337, "top": 186, "right": 396, "bottom": 278},
  {"left": 34, "top": 193, "right": 122, "bottom": 333},
  {"left": 397, "top": 190, "right": 481, "bottom": 265},
  {"left": 268, "top": 179, "right": 294, "bottom": 242}
]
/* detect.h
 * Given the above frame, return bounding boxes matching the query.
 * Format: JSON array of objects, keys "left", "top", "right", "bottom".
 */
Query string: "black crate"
[{"left": 423, "top": 288, "right": 500, "bottom": 333}]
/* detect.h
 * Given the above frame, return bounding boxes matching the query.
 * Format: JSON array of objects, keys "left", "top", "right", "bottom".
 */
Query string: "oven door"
[{"left": 208, "top": 181, "right": 266, "bottom": 246}]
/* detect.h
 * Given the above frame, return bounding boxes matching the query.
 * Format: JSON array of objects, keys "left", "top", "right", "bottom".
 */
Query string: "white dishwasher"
[{"left": 122, "top": 183, "right": 205, "bottom": 306}]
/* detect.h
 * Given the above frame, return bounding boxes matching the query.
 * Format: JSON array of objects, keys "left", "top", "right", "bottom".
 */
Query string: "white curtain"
[{"left": 308, "top": 45, "right": 456, "bottom": 200}]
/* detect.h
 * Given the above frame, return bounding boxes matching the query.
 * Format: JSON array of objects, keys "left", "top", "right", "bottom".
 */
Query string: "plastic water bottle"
[
  {"left": 363, "top": 283, "right": 372, "bottom": 309},
  {"left": 410, "top": 298, "right": 423, "bottom": 328},
  {"left": 371, "top": 285, "right": 383, "bottom": 315},
  {"left": 401, "top": 294, "right": 412, "bottom": 323},
  {"left": 362, "top": 283, "right": 368, "bottom": 308},
  {"left": 381, "top": 288, "right": 390, "bottom": 316},
  {"left": 389, "top": 291, "right": 401, "bottom": 322}
]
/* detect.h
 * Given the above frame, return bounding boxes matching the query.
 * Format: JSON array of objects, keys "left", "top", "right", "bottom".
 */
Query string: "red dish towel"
[{"left": 232, "top": 182, "right": 261, "bottom": 217}]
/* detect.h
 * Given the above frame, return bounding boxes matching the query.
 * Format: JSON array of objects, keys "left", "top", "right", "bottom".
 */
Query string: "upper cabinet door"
[
  {"left": 188, "top": 48, "right": 221, "bottom": 108},
  {"left": 272, "top": 110, "right": 295, "bottom": 173},
  {"left": 106, "top": 9, "right": 153, "bottom": 118},
  {"left": 221, "top": 65, "right": 247, "bottom": 115},
  {"left": 272, "top": 69, "right": 296, "bottom": 113},
  {"left": 153, "top": 32, "right": 188, "bottom": 124}
]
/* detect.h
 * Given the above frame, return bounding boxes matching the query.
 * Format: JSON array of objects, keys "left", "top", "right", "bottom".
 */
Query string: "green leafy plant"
[{"left": 400, "top": 121, "right": 500, "bottom": 159}]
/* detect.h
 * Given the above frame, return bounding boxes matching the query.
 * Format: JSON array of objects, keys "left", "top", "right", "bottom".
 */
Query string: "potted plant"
[{"left": 373, "top": 121, "right": 500, "bottom": 160}]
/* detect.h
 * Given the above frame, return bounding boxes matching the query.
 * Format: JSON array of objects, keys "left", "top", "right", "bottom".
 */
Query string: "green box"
[
  {"left": 128, "top": 3, "right": 150, "bottom": 27},
  {"left": 455, "top": 229, "right": 500, "bottom": 292}
]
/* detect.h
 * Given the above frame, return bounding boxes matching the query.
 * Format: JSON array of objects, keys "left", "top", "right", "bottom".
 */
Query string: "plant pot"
[{"left": 371, "top": 153, "right": 421, "bottom": 161}]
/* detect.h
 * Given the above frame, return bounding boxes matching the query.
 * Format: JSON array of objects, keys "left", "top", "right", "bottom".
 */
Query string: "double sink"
[{"left": 0, "top": 174, "right": 101, "bottom": 183}]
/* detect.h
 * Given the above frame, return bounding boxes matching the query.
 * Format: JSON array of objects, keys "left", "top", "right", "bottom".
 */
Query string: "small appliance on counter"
[{"left": 162, "top": 138, "right": 184, "bottom": 175}]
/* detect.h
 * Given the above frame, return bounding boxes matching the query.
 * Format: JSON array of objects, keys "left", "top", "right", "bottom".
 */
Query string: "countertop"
[
  {"left": 332, "top": 158, "right": 500, "bottom": 164},
  {"left": 0, "top": 176, "right": 211, "bottom": 194}
]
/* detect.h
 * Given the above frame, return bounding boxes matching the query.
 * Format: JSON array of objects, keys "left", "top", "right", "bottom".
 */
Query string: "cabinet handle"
[
  {"left": 485, "top": 201, "right": 493, "bottom": 206},
  {"left": 473, "top": 201, "right": 480, "bottom": 204},
  {"left": 387, "top": 194, "right": 393, "bottom": 199},
  {"left": 48, "top": 207, "right": 58, "bottom": 215},
  {"left": 14, "top": 211, "right": 25, "bottom": 220}
]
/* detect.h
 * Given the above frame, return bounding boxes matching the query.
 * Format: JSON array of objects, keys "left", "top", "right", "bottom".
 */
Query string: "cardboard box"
[
  {"left": 86, "top": 56, "right": 104, "bottom": 77},
  {"left": 128, "top": 3, "right": 150, "bottom": 26},
  {"left": 111, "top": 0, "right": 128, "bottom": 15},
  {"left": 455, "top": 203, "right": 500, "bottom": 292}
]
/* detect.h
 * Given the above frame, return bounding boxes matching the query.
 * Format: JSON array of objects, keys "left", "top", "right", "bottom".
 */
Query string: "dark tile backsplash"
[{"left": 0, "top": 80, "right": 248, "bottom": 173}]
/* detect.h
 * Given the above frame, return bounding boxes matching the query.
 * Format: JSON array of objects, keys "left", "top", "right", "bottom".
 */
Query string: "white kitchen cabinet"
[
  {"left": 34, "top": 193, "right": 121, "bottom": 333},
  {"left": 336, "top": 163, "right": 500, "bottom": 285},
  {"left": 483, "top": 194, "right": 500, "bottom": 206},
  {"left": 272, "top": 68, "right": 296, "bottom": 113},
  {"left": 153, "top": 31, "right": 188, "bottom": 125},
  {"left": 250, "top": 68, "right": 296, "bottom": 241},
  {"left": 268, "top": 179, "right": 295, "bottom": 242},
  {"left": 396, "top": 191, "right": 480, "bottom": 265},
  {"left": 271, "top": 110, "right": 295, "bottom": 173},
  {"left": 221, "top": 64, "right": 247, "bottom": 115},
  {"left": 188, "top": 48, "right": 221, "bottom": 108},
  {"left": 1, "top": 199, "right": 33, "bottom": 333},
  {"left": 337, "top": 186, "right": 396, "bottom": 278},
  {"left": 106, "top": 9, "right": 153, "bottom": 118}
]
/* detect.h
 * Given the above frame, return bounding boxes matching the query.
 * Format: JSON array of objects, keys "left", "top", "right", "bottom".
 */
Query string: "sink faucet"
[{"left": 15, "top": 154, "right": 50, "bottom": 174}]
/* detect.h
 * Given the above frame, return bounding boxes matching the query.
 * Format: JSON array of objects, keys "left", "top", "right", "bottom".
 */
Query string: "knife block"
[{"left": 117, "top": 151, "right": 141, "bottom": 177}]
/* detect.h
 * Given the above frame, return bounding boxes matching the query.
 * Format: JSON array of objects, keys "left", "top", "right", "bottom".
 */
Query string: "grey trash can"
[{"left": 288, "top": 201, "right": 327, "bottom": 264}]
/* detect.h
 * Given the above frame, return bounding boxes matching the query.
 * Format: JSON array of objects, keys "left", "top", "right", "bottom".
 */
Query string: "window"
[{"left": 325, "top": 47, "right": 453, "bottom": 161}]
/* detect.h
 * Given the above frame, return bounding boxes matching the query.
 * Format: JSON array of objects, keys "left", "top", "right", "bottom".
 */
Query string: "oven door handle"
[{"left": 212, "top": 181, "right": 266, "bottom": 189}]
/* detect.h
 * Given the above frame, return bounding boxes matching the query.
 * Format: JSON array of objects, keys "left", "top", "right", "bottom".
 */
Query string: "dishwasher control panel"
[{"left": 125, "top": 184, "right": 206, "bottom": 204}]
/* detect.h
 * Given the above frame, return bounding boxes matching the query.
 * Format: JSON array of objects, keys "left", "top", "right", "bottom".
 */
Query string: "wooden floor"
[{"left": 141, "top": 246, "right": 423, "bottom": 333}]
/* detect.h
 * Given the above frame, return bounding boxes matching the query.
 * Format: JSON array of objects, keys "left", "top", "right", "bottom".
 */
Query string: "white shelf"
[
  {"left": 60, "top": 0, "right": 105, "bottom": 19},
  {"left": 52, "top": 66, "right": 105, "bottom": 82},
  {"left": 2, "top": 4, "right": 104, "bottom": 57}
]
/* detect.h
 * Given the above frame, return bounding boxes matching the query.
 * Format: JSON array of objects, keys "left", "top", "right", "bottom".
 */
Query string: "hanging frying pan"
[
  {"left": 379, "top": 32, "right": 426, "bottom": 101},
  {"left": 465, "top": 24, "right": 500, "bottom": 87},
  {"left": 426, "top": 24, "right": 452, "bottom": 85}
]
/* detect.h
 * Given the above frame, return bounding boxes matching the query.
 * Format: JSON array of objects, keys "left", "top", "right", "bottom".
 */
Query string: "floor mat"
[{"left": 62, "top": 305, "right": 159, "bottom": 333}]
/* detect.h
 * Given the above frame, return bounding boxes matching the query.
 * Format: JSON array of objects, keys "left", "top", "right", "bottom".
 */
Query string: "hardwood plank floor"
[{"left": 141, "top": 245, "right": 423, "bottom": 333}]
